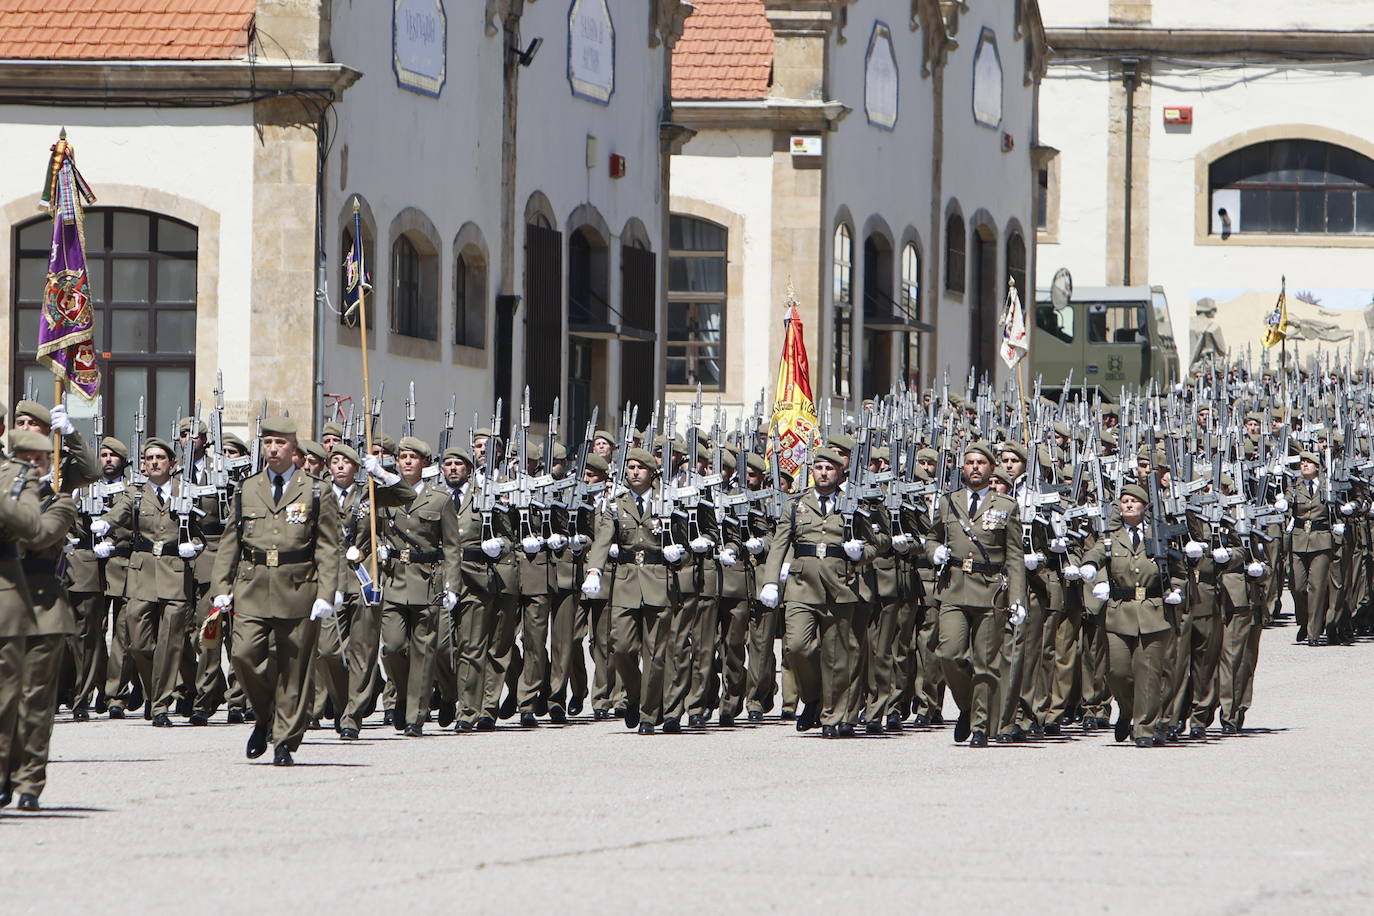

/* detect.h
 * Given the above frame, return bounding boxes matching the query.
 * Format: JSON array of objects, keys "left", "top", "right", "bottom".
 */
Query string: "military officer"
[
  {"left": 1287, "top": 452, "right": 1333, "bottom": 646},
  {"left": 0, "top": 425, "right": 43, "bottom": 810}
]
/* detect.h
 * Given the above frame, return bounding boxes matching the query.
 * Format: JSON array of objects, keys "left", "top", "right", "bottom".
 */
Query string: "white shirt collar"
[{"left": 269, "top": 464, "right": 298, "bottom": 487}]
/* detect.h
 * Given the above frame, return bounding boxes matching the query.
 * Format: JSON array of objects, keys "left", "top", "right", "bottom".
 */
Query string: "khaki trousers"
[
  {"left": 1290, "top": 549, "right": 1331, "bottom": 638},
  {"left": 784, "top": 601, "right": 868, "bottom": 727},
  {"left": 124, "top": 598, "right": 189, "bottom": 717},
  {"left": 546, "top": 589, "right": 581, "bottom": 714},
  {"left": 0, "top": 636, "right": 21, "bottom": 792},
  {"left": 609, "top": 604, "right": 671, "bottom": 724},
  {"left": 338, "top": 596, "right": 382, "bottom": 730},
  {"left": 1218, "top": 607, "right": 1264, "bottom": 730},
  {"left": 1106, "top": 630, "right": 1166, "bottom": 741},
  {"left": 865, "top": 596, "right": 902, "bottom": 723},
  {"left": 103, "top": 597, "right": 138, "bottom": 711},
  {"left": 685, "top": 593, "right": 722, "bottom": 718},
  {"left": 192, "top": 595, "right": 245, "bottom": 717},
  {"left": 380, "top": 603, "right": 439, "bottom": 727},
  {"left": 587, "top": 598, "right": 619, "bottom": 712},
  {"left": 7, "top": 635, "right": 63, "bottom": 797},
  {"left": 1080, "top": 611, "right": 1113, "bottom": 720},
  {"left": 481, "top": 592, "right": 520, "bottom": 721},
  {"left": 665, "top": 594, "right": 702, "bottom": 721},
  {"left": 936, "top": 605, "right": 1004, "bottom": 734},
  {"left": 69, "top": 591, "right": 107, "bottom": 712},
  {"left": 744, "top": 603, "right": 777, "bottom": 715},
  {"left": 516, "top": 592, "right": 552, "bottom": 713},
  {"left": 714, "top": 597, "right": 750, "bottom": 719},
  {"left": 911, "top": 604, "right": 943, "bottom": 719},
  {"left": 1048, "top": 603, "right": 1083, "bottom": 725},
  {"left": 229, "top": 615, "right": 319, "bottom": 752},
  {"left": 310, "top": 613, "right": 348, "bottom": 722}
]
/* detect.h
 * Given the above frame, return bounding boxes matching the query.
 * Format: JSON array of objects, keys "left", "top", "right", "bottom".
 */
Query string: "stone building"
[
  {"left": 1038, "top": 0, "right": 1374, "bottom": 370},
  {"left": 669, "top": 0, "right": 1047, "bottom": 415}
]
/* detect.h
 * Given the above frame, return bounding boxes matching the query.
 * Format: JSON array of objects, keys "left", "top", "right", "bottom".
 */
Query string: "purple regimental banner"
[{"left": 36, "top": 138, "right": 99, "bottom": 400}]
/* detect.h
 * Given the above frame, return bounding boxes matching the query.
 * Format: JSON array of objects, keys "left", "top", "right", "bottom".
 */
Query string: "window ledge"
[
  {"left": 452, "top": 343, "right": 487, "bottom": 369},
  {"left": 1194, "top": 232, "right": 1374, "bottom": 249},
  {"left": 387, "top": 333, "right": 441, "bottom": 361}
]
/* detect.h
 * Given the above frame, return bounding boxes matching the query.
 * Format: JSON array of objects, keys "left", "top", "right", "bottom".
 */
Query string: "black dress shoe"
[
  {"left": 688, "top": 713, "right": 705, "bottom": 728},
  {"left": 95, "top": 698, "right": 109, "bottom": 714},
  {"left": 662, "top": 717, "right": 682, "bottom": 734},
  {"left": 954, "top": 710, "right": 972, "bottom": 743},
  {"left": 969, "top": 731, "right": 988, "bottom": 747},
  {"left": 1007, "top": 725, "right": 1026, "bottom": 742},
  {"left": 1307, "top": 637, "right": 1320, "bottom": 647},
  {"left": 175, "top": 697, "right": 193, "bottom": 718},
  {"left": 108, "top": 707, "right": 125, "bottom": 720},
  {"left": 381, "top": 710, "right": 394, "bottom": 727},
  {"left": 821, "top": 724, "right": 838, "bottom": 738},
  {"left": 227, "top": 709, "right": 245, "bottom": 725},
  {"left": 1044, "top": 722, "right": 1061, "bottom": 736},
  {"left": 549, "top": 707, "right": 568, "bottom": 725},
  {"left": 1221, "top": 722, "right": 1237, "bottom": 735},
  {"left": 796, "top": 710, "right": 817, "bottom": 732},
  {"left": 188, "top": 712, "right": 208, "bottom": 727},
  {"left": 339, "top": 727, "right": 360, "bottom": 740},
  {"left": 929, "top": 711, "right": 945, "bottom": 726},
  {"left": 308, "top": 717, "right": 321, "bottom": 730},
  {"left": 393, "top": 709, "right": 408, "bottom": 732},
  {"left": 1028, "top": 723, "right": 1045, "bottom": 738},
  {"left": 1134, "top": 736, "right": 1153, "bottom": 748},
  {"left": 456, "top": 721, "right": 474, "bottom": 732},
  {"left": 519, "top": 712, "right": 538, "bottom": 727},
  {"left": 719, "top": 713, "right": 735, "bottom": 727},
  {"left": 436, "top": 701, "right": 456, "bottom": 728},
  {"left": 152, "top": 712, "right": 173, "bottom": 728},
  {"left": 638, "top": 722, "right": 655, "bottom": 735},
  {"left": 780, "top": 710, "right": 797, "bottom": 721},
  {"left": 498, "top": 692, "right": 518, "bottom": 720},
  {"left": 273, "top": 745, "right": 294, "bottom": 766},
  {"left": 912, "top": 713, "right": 930, "bottom": 727},
  {"left": 246, "top": 721, "right": 270, "bottom": 759},
  {"left": 613, "top": 707, "right": 628, "bottom": 719},
  {"left": 995, "top": 732, "right": 1016, "bottom": 743},
  {"left": 865, "top": 720, "right": 884, "bottom": 735},
  {"left": 1114, "top": 718, "right": 1132, "bottom": 743},
  {"left": 838, "top": 723, "right": 856, "bottom": 738},
  {"left": 0, "top": 779, "right": 11, "bottom": 808},
  {"left": 475, "top": 716, "right": 496, "bottom": 732},
  {"left": 567, "top": 696, "right": 584, "bottom": 716},
  {"left": 1152, "top": 731, "right": 1166, "bottom": 747},
  {"left": 1082, "top": 715, "right": 1098, "bottom": 732},
  {"left": 72, "top": 708, "right": 90, "bottom": 722},
  {"left": 17, "top": 793, "right": 39, "bottom": 811},
  {"left": 405, "top": 723, "right": 424, "bottom": 737},
  {"left": 623, "top": 707, "right": 641, "bottom": 729},
  {"left": 243, "top": 708, "right": 256, "bottom": 722},
  {"left": 747, "top": 710, "right": 763, "bottom": 721},
  {"left": 885, "top": 715, "right": 903, "bottom": 732},
  {"left": 1189, "top": 726, "right": 1207, "bottom": 739},
  {"left": 593, "top": 708, "right": 609, "bottom": 721}
]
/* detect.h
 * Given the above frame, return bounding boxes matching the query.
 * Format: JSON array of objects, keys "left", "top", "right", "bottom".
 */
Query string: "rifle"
[
  {"left": 171, "top": 403, "right": 210, "bottom": 544},
  {"left": 403, "top": 380, "right": 416, "bottom": 440},
  {"left": 478, "top": 398, "right": 504, "bottom": 541},
  {"left": 131, "top": 396, "right": 147, "bottom": 486},
  {"left": 438, "top": 394, "right": 457, "bottom": 455},
  {"left": 78, "top": 395, "right": 127, "bottom": 524},
  {"left": 249, "top": 398, "right": 267, "bottom": 476}
]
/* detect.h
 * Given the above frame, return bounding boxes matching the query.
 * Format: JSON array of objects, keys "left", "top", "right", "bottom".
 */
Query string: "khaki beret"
[
  {"left": 585, "top": 453, "right": 610, "bottom": 474},
  {"left": 260, "top": 415, "right": 297, "bottom": 437},
  {"left": 143, "top": 437, "right": 173, "bottom": 457},
  {"left": 870, "top": 446, "right": 890, "bottom": 463},
  {"left": 471, "top": 427, "right": 495, "bottom": 440},
  {"left": 813, "top": 447, "right": 845, "bottom": 466},
  {"left": 8, "top": 428, "right": 50, "bottom": 454},
  {"left": 1120, "top": 483, "right": 1149, "bottom": 503},
  {"left": 964, "top": 441, "right": 997, "bottom": 464},
  {"left": 321, "top": 421, "right": 345, "bottom": 438},
  {"left": 100, "top": 436, "right": 129, "bottom": 460},
  {"left": 992, "top": 468, "right": 1014, "bottom": 487},
  {"left": 998, "top": 442, "right": 1027, "bottom": 462},
  {"left": 1052, "top": 423, "right": 1071, "bottom": 439},
  {"left": 331, "top": 443, "right": 362, "bottom": 465},
  {"left": 625, "top": 447, "right": 658, "bottom": 470},
  {"left": 397, "top": 436, "right": 432, "bottom": 460},
  {"left": 826, "top": 432, "right": 856, "bottom": 453},
  {"left": 222, "top": 433, "right": 249, "bottom": 454},
  {"left": 441, "top": 446, "right": 473, "bottom": 466},
  {"left": 298, "top": 438, "right": 326, "bottom": 461},
  {"left": 374, "top": 434, "right": 397, "bottom": 455},
  {"left": 916, "top": 447, "right": 937, "bottom": 462},
  {"left": 593, "top": 428, "right": 618, "bottom": 447},
  {"left": 745, "top": 453, "right": 767, "bottom": 474},
  {"left": 719, "top": 446, "right": 738, "bottom": 469},
  {"left": 14, "top": 399, "right": 50, "bottom": 427},
  {"left": 1298, "top": 451, "right": 1320, "bottom": 465}
]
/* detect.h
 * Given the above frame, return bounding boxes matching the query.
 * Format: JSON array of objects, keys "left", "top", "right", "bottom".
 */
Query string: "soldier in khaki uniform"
[
  {"left": 924, "top": 442, "right": 1026, "bottom": 747},
  {"left": 758, "top": 447, "right": 887, "bottom": 738},
  {"left": 0, "top": 428, "right": 42, "bottom": 810},
  {"left": 210, "top": 416, "right": 340, "bottom": 766},
  {"left": 545, "top": 451, "right": 605, "bottom": 723},
  {"left": 375, "top": 437, "right": 461, "bottom": 736},
  {"left": 1287, "top": 452, "right": 1333, "bottom": 646}
]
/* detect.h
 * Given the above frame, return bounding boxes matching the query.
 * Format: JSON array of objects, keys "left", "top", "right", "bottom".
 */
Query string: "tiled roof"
[
  {"left": 0, "top": 0, "right": 254, "bottom": 61},
  {"left": 672, "top": 0, "right": 772, "bottom": 101}
]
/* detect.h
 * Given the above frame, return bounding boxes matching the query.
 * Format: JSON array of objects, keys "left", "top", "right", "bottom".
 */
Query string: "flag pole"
[
  {"left": 52, "top": 376, "right": 63, "bottom": 490},
  {"left": 353, "top": 197, "right": 381, "bottom": 599}
]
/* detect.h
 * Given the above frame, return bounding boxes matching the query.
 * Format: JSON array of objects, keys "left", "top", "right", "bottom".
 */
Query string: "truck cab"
[{"left": 1032, "top": 284, "right": 1180, "bottom": 399}]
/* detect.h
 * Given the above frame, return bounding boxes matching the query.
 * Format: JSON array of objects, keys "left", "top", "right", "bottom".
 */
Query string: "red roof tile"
[
  {"left": 0, "top": 0, "right": 254, "bottom": 60},
  {"left": 672, "top": 0, "right": 772, "bottom": 101}
]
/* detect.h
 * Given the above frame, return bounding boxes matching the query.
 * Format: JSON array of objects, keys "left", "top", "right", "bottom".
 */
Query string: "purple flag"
[{"left": 36, "top": 136, "right": 99, "bottom": 400}]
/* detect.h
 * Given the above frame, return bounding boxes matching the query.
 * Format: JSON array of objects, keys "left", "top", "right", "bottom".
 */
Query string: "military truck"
[{"left": 1032, "top": 281, "right": 1181, "bottom": 400}]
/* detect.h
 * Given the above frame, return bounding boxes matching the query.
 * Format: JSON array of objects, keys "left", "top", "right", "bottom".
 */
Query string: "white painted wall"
[
  {"left": 1036, "top": 60, "right": 1111, "bottom": 286},
  {"left": 1149, "top": 0, "right": 1374, "bottom": 30},
  {"left": 1036, "top": 0, "right": 1111, "bottom": 28}
]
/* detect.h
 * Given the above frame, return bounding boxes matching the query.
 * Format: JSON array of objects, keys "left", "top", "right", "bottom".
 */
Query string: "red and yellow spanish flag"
[
  {"left": 770, "top": 289, "right": 817, "bottom": 474},
  {"left": 1262, "top": 277, "right": 1287, "bottom": 349}
]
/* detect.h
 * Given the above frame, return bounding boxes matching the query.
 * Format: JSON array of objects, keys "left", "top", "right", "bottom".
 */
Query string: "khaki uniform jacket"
[
  {"left": 0, "top": 458, "right": 42, "bottom": 637},
  {"left": 378, "top": 482, "right": 462, "bottom": 605},
  {"left": 587, "top": 489, "right": 684, "bottom": 610},
  {"left": 101, "top": 477, "right": 209, "bottom": 603},
  {"left": 672, "top": 499, "right": 721, "bottom": 597},
  {"left": 514, "top": 504, "right": 555, "bottom": 597},
  {"left": 761, "top": 488, "right": 887, "bottom": 606},
  {"left": 1081, "top": 523, "right": 1187, "bottom": 637},
  {"left": 925, "top": 488, "right": 1026, "bottom": 610},
  {"left": 1185, "top": 511, "right": 1249, "bottom": 613},
  {"left": 66, "top": 474, "right": 125, "bottom": 594},
  {"left": 56, "top": 430, "right": 100, "bottom": 492},
  {"left": 1287, "top": 477, "right": 1333, "bottom": 553},
  {"left": 210, "top": 467, "right": 340, "bottom": 619},
  {"left": 451, "top": 482, "right": 519, "bottom": 594},
  {"left": 334, "top": 477, "right": 416, "bottom": 596},
  {"left": 20, "top": 489, "right": 78, "bottom": 636}
]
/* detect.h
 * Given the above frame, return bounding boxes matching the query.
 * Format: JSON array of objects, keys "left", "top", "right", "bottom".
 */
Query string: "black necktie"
[
  {"left": 273, "top": 474, "right": 285, "bottom": 504},
  {"left": 1131, "top": 527, "right": 1140, "bottom": 551},
  {"left": 1308, "top": 480, "right": 1315, "bottom": 497},
  {"left": 969, "top": 490, "right": 980, "bottom": 517},
  {"left": 155, "top": 485, "right": 165, "bottom": 507},
  {"left": 820, "top": 496, "right": 830, "bottom": 517},
  {"left": 635, "top": 495, "right": 644, "bottom": 515}
]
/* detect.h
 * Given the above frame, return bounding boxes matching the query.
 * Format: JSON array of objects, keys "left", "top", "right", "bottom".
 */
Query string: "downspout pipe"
[{"left": 1122, "top": 57, "right": 1138, "bottom": 286}]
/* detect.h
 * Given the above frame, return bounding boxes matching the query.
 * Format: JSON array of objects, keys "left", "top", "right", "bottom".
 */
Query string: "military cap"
[
  {"left": 915, "top": 447, "right": 937, "bottom": 463},
  {"left": 625, "top": 447, "right": 658, "bottom": 470},
  {"left": 1220, "top": 473, "right": 1235, "bottom": 490},
  {"left": 222, "top": 433, "right": 249, "bottom": 454},
  {"left": 178, "top": 416, "right": 205, "bottom": 435},
  {"left": 1102, "top": 405, "right": 1119, "bottom": 418},
  {"left": 745, "top": 453, "right": 767, "bottom": 474},
  {"left": 8, "top": 428, "right": 50, "bottom": 454},
  {"left": 1120, "top": 483, "right": 1149, "bottom": 503},
  {"left": 998, "top": 442, "right": 1027, "bottom": 462},
  {"left": 100, "top": 436, "right": 129, "bottom": 460},
  {"left": 441, "top": 446, "right": 472, "bottom": 466},
  {"left": 143, "top": 437, "right": 173, "bottom": 457},
  {"left": 593, "top": 428, "right": 618, "bottom": 446},
  {"left": 1244, "top": 411, "right": 1264, "bottom": 425},
  {"left": 1052, "top": 422, "right": 1071, "bottom": 439},
  {"left": 260, "top": 415, "right": 297, "bottom": 437},
  {"left": 826, "top": 431, "right": 856, "bottom": 453},
  {"left": 321, "top": 421, "right": 345, "bottom": 438},
  {"left": 397, "top": 436, "right": 432, "bottom": 460},
  {"left": 374, "top": 434, "right": 397, "bottom": 455},
  {"left": 695, "top": 441, "right": 711, "bottom": 463},
  {"left": 298, "top": 438, "right": 326, "bottom": 461},
  {"left": 950, "top": 394, "right": 966, "bottom": 408},
  {"left": 870, "top": 446, "right": 890, "bottom": 463},
  {"left": 1100, "top": 431, "right": 1118, "bottom": 449},
  {"left": 813, "top": 447, "right": 845, "bottom": 466},
  {"left": 332, "top": 443, "right": 363, "bottom": 465},
  {"left": 585, "top": 453, "right": 611, "bottom": 475},
  {"left": 527, "top": 441, "right": 544, "bottom": 462},
  {"left": 963, "top": 440, "right": 997, "bottom": 464},
  {"left": 633, "top": 428, "right": 646, "bottom": 443},
  {"left": 471, "top": 427, "right": 495, "bottom": 440},
  {"left": 14, "top": 399, "right": 50, "bottom": 427},
  {"left": 1036, "top": 444, "right": 1055, "bottom": 468},
  {"left": 719, "top": 446, "right": 738, "bottom": 469},
  {"left": 1298, "top": 451, "right": 1320, "bottom": 465},
  {"left": 991, "top": 468, "right": 1014, "bottom": 488},
  {"left": 778, "top": 466, "right": 795, "bottom": 482}
]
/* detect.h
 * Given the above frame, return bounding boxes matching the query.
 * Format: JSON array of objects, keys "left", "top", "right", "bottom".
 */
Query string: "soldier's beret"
[
  {"left": 471, "top": 427, "right": 494, "bottom": 440},
  {"left": 14, "top": 399, "right": 50, "bottom": 427},
  {"left": 991, "top": 468, "right": 1014, "bottom": 487},
  {"left": 551, "top": 442, "right": 568, "bottom": 461},
  {"left": 1036, "top": 444, "right": 1055, "bottom": 468},
  {"left": 143, "top": 437, "right": 173, "bottom": 456},
  {"left": 397, "top": 436, "right": 432, "bottom": 460},
  {"left": 653, "top": 434, "right": 687, "bottom": 455},
  {"left": 1052, "top": 423, "right": 1071, "bottom": 439},
  {"left": 321, "top": 421, "right": 345, "bottom": 438},
  {"left": 998, "top": 442, "right": 1027, "bottom": 462},
  {"left": 222, "top": 433, "right": 249, "bottom": 454},
  {"left": 1102, "top": 405, "right": 1119, "bottom": 418},
  {"left": 298, "top": 439, "right": 326, "bottom": 461},
  {"left": 826, "top": 432, "right": 856, "bottom": 453},
  {"left": 375, "top": 434, "right": 397, "bottom": 455},
  {"left": 100, "top": 436, "right": 129, "bottom": 460},
  {"left": 870, "top": 446, "right": 890, "bottom": 463},
  {"left": 441, "top": 446, "right": 473, "bottom": 465},
  {"left": 1100, "top": 431, "right": 1118, "bottom": 448},
  {"left": 626, "top": 447, "right": 658, "bottom": 470},
  {"left": 813, "top": 447, "right": 845, "bottom": 466},
  {"left": 695, "top": 441, "right": 711, "bottom": 463},
  {"left": 593, "top": 428, "right": 618, "bottom": 446},
  {"left": 1120, "top": 483, "right": 1149, "bottom": 503},
  {"left": 916, "top": 447, "right": 937, "bottom": 462},
  {"left": 1298, "top": 451, "right": 1320, "bottom": 464},
  {"left": 8, "top": 428, "right": 50, "bottom": 454},
  {"left": 719, "top": 446, "right": 738, "bottom": 469},
  {"left": 778, "top": 466, "right": 795, "bottom": 482},
  {"left": 260, "top": 415, "right": 297, "bottom": 436},
  {"left": 1220, "top": 473, "right": 1235, "bottom": 490},
  {"left": 332, "top": 444, "right": 362, "bottom": 465},
  {"left": 1245, "top": 411, "right": 1264, "bottom": 424},
  {"left": 964, "top": 441, "right": 997, "bottom": 464},
  {"left": 745, "top": 453, "right": 767, "bottom": 474},
  {"left": 950, "top": 394, "right": 966, "bottom": 407},
  {"left": 177, "top": 417, "right": 195, "bottom": 434},
  {"left": 585, "top": 453, "right": 610, "bottom": 474},
  {"left": 527, "top": 441, "right": 544, "bottom": 461}
]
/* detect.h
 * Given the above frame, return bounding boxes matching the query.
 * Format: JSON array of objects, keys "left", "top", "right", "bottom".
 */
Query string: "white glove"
[
  {"left": 1341, "top": 501, "right": 1357, "bottom": 516},
  {"left": 1184, "top": 540, "right": 1206, "bottom": 559},
  {"left": 481, "top": 537, "right": 504, "bottom": 558},
  {"left": 546, "top": 533, "right": 568, "bottom": 552},
  {"left": 345, "top": 545, "right": 362, "bottom": 563},
  {"left": 1062, "top": 564, "right": 1081, "bottom": 581},
  {"left": 333, "top": 590, "right": 345, "bottom": 611},
  {"left": 1368, "top": 504, "right": 1374, "bottom": 519},
  {"left": 363, "top": 454, "right": 402, "bottom": 487},
  {"left": 49, "top": 403, "right": 75, "bottom": 435},
  {"left": 689, "top": 536, "right": 714, "bottom": 554},
  {"left": 441, "top": 591, "right": 458, "bottom": 612},
  {"left": 1273, "top": 495, "right": 1288, "bottom": 512},
  {"left": 609, "top": 543, "right": 620, "bottom": 559},
  {"left": 744, "top": 537, "right": 766, "bottom": 555},
  {"left": 1092, "top": 582, "right": 1111, "bottom": 601},
  {"left": 1078, "top": 563, "right": 1097, "bottom": 581},
  {"left": 91, "top": 519, "right": 111, "bottom": 538},
  {"left": 932, "top": 544, "right": 952, "bottom": 566},
  {"left": 891, "top": 533, "right": 915, "bottom": 555},
  {"left": 718, "top": 547, "right": 738, "bottom": 567},
  {"left": 93, "top": 540, "right": 115, "bottom": 559},
  {"left": 310, "top": 598, "right": 335, "bottom": 620},
  {"left": 570, "top": 533, "right": 590, "bottom": 554},
  {"left": 1008, "top": 603, "right": 1027, "bottom": 627},
  {"left": 580, "top": 571, "right": 602, "bottom": 597},
  {"left": 1333, "top": 522, "right": 1346, "bottom": 537},
  {"left": 1048, "top": 537, "right": 1069, "bottom": 553},
  {"left": 1024, "top": 552, "right": 1043, "bottom": 571},
  {"left": 520, "top": 535, "right": 544, "bottom": 555},
  {"left": 177, "top": 541, "right": 200, "bottom": 559},
  {"left": 212, "top": 594, "right": 233, "bottom": 610},
  {"left": 779, "top": 561, "right": 791, "bottom": 583},
  {"left": 843, "top": 539, "right": 865, "bottom": 561},
  {"left": 663, "top": 543, "right": 685, "bottom": 563},
  {"left": 1246, "top": 561, "right": 1266, "bottom": 578},
  {"left": 376, "top": 544, "right": 391, "bottom": 561},
  {"left": 758, "top": 582, "right": 780, "bottom": 608},
  {"left": 1211, "top": 547, "right": 1232, "bottom": 564},
  {"left": 1164, "top": 589, "right": 1183, "bottom": 605}
]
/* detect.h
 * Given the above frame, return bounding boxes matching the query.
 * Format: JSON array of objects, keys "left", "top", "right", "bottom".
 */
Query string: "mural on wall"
[{"left": 1189, "top": 286, "right": 1374, "bottom": 372}]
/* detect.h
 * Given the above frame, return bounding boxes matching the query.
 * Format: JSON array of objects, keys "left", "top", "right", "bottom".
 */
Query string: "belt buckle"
[
  {"left": 962, "top": 556, "right": 974, "bottom": 573},
  {"left": 266, "top": 547, "right": 280, "bottom": 567},
  {"left": 400, "top": 548, "right": 412, "bottom": 564},
  {"left": 1134, "top": 586, "right": 1147, "bottom": 601},
  {"left": 635, "top": 551, "right": 645, "bottom": 566},
  {"left": 152, "top": 539, "right": 164, "bottom": 557}
]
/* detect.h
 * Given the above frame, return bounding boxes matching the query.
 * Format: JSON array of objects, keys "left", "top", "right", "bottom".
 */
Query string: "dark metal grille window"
[
  {"left": 1007, "top": 232, "right": 1026, "bottom": 299},
  {"left": 620, "top": 243, "right": 657, "bottom": 415},
  {"left": 832, "top": 224, "right": 852, "bottom": 400},
  {"left": 12, "top": 207, "right": 195, "bottom": 445},
  {"left": 667, "top": 215, "right": 725, "bottom": 389},
  {"left": 945, "top": 212, "right": 966, "bottom": 292},
  {"left": 524, "top": 222, "right": 563, "bottom": 418},
  {"left": 1210, "top": 139, "right": 1374, "bottom": 234},
  {"left": 454, "top": 249, "right": 486, "bottom": 347},
  {"left": 391, "top": 234, "right": 436, "bottom": 339}
]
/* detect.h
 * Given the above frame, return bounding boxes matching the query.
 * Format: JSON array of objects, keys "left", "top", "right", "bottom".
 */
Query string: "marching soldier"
[
  {"left": 1287, "top": 452, "right": 1333, "bottom": 646},
  {"left": 0, "top": 425, "right": 43, "bottom": 810}
]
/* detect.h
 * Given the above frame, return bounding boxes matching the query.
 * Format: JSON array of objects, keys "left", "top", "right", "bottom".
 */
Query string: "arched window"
[
  {"left": 667, "top": 214, "right": 725, "bottom": 389},
  {"left": 391, "top": 233, "right": 437, "bottom": 339},
  {"left": 901, "top": 242, "right": 921, "bottom": 388},
  {"left": 945, "top": 211, "right": 966, "bottom": 293},
  {"left": 12, "top": 208, "right": 196, "bottom": 445},
  {"left": 1006, "top": 231, "right": 1026, "bottom": 299},
  {"left": 832, "top": 223, "right": 853, "bottom": 400},
  {"left": 1209, "top": 139, "right": 1374, "bottom": 235},
  {"left": 454, "top": 247, "right": 486, "bottom": 348}
]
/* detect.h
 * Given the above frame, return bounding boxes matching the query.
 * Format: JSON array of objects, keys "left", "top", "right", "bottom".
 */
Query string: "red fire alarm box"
[
  {"left": 609, "top": 154, "right": 626, "bottom": 179},
  {"left": 1163, "top": 106, "right": 1192, "bottom": 125}
]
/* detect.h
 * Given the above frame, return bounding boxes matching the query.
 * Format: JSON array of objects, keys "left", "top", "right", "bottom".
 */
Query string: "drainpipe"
[{"left": 1121, "top": 57, "right": 1138, "bottom": 286}]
